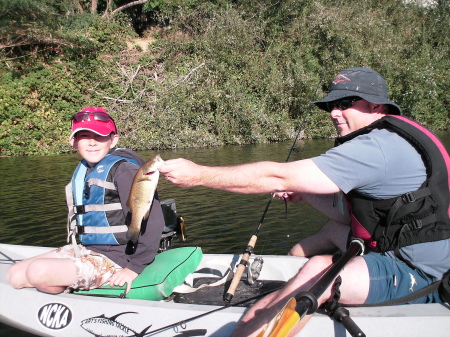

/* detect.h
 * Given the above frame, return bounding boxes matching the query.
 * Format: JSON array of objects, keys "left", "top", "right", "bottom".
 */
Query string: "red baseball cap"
[{"left": 70, "top": 107, "right": 117, "bottom": 140}]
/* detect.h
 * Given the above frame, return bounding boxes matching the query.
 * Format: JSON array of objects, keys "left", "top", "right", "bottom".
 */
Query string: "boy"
[{"left": 7, "top": 107, "right": 165, "bottom": 294}]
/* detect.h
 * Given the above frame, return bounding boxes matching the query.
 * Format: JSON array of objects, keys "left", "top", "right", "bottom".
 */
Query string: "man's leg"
[
  {"left": 289, "top": 219, "right": 351, "bottom": 256},
  {"left": 231, "top": 255, "right": 369, "bottom": 337}
]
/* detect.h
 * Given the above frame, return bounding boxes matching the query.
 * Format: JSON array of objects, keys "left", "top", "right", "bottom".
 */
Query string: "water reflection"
[
  {"left": 1, "top": 134, "right": 449, "bottom": 255},
  {"left": 0, "top": 139, "right": 335, "bottom": 255}
]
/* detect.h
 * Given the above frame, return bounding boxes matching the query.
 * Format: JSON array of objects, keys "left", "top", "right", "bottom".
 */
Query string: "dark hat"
[{"left": 312, "top": 67, "right": 401, "bottom": 115}]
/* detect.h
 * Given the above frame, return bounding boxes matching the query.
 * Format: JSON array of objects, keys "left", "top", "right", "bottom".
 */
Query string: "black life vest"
[{"left": 336, "top": 115, "right": 450, "bottom": 252}]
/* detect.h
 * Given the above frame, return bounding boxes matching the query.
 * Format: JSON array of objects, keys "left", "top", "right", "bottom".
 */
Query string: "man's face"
[
  {"left": 329, "top": 99, "right": 375, "bottom": 137},
  {"left": 71, "top": 130, "right": 118, "bottom": 167}
]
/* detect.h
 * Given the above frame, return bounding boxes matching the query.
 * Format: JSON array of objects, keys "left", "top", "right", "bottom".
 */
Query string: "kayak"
[{"left": 1, "top": 243, "right": 450, "bottom": 337}]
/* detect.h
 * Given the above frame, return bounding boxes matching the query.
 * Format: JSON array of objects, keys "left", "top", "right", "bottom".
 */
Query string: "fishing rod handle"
[{"left": 224, "top": 235, "right": 258, "bottom": 303}]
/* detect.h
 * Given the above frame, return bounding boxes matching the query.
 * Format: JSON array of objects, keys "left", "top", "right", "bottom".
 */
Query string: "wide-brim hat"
[{"left": 312, "top": 67, "right": 401, "bottom": 115}]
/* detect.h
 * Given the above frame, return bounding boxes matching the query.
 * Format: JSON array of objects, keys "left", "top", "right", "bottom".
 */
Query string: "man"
[
  {"left": 159, "top": 67, "right": 450, "bottom": 336},
  {"left": 8, "top": 107, "right": 165, "bottom": 295}
]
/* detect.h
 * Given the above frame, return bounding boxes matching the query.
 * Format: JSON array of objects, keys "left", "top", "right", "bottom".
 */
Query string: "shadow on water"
[{"left": 0, "top": 134, "right": 449, "bottom": 336}]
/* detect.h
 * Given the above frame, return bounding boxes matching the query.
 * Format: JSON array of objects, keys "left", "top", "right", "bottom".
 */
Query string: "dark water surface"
[{"left": 1, "top": 133, "right": 449, "bottom": 336}]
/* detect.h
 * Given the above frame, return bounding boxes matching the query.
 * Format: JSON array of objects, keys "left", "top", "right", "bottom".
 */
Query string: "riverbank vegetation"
[{"left": 0, "top": 0, "right": 448, "bottom": 155}]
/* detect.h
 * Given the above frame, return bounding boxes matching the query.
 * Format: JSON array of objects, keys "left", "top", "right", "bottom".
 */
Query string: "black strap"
[
  {"left": 345, "top": 277, "right": 446, "bottom": 308},
  {"left": 323, "top": 275, "right": 342, "bottom": 314},
  {"left": 439, "top": 273, "right": 450, "bottom": 303},
  {"left": 385, "top": 187, "right": 431, "bottom": 227}
]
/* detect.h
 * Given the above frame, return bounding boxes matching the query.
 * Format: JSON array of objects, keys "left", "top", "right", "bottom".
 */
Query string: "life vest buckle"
[
  {"left": 407, "top": 219, "right": 423, "bottom": 229},
  {"left": 76, "top": 225, "right": 86, "bottom": 234},
  {"left": 74, "top": 205, "right": 86, "bottom": 214},
  {"left": 402, "top": 192, "right": 416, "bottom": 203}
]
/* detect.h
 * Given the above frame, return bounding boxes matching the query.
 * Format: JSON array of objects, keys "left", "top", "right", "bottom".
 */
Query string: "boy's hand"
[{"left": 109, "top": 268, "right": 138, "bottom": 294}]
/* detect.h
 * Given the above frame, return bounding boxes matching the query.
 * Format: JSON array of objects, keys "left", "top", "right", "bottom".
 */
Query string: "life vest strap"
[
  {"left": 75, "top": 224, "right": 128, "bottom": 234},
  {"left": 72, "top": 203, "right": 122, "bottom": 214},
  {"left": 86, "top": 178, "right": 116, "bottom": 190}
]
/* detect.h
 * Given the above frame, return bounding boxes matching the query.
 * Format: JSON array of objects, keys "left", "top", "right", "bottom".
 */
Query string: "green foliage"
[{"left": 0, "top": 0, "right": 448, "bottom": 155}]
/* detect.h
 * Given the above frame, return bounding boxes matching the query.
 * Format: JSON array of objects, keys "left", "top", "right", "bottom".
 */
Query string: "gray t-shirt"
[{"left": 312, "top": 128, "right": 450, "bottom": 279}]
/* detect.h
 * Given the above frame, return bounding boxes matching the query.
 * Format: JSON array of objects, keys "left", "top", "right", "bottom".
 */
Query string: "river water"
[{"left": 1, "top": 133, "right": 449, "bottom": 336}]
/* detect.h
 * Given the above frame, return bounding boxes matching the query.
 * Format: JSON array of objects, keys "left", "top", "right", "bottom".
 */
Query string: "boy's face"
[{"left": 70, "top": 130, "right": 119, "bottom": 167}]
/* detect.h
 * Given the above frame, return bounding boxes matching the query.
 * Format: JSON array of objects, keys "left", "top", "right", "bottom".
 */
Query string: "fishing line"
[
  {"left": 141, "top": 284, "right": 284, "bottom": 337},
  {"left": 223, "top": 69, "right": 328, "bottom": 303},
  {"left": 257, "top": 71, "right": 326, "bottom": 255}
]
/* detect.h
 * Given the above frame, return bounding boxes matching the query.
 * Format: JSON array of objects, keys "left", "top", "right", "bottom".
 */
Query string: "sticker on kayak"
[
  {"left": 80, "top": 312, "right": 152, "bottom": 337},
  {"left": 80, "top": 311, "right": 207, "bottom": 337},
  {"left": 38, "top": 303, "right": 72, "bottom": 330}
]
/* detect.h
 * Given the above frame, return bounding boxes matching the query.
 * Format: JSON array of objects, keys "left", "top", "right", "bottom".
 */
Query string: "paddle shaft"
[
  {"left": 294, "top": 239, "right": 364, "bottom": 319},
  {"left": 256, "top": 239, "right": 365, "bottom": 337}
]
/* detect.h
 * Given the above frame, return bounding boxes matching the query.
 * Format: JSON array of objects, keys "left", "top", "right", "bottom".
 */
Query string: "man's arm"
[{"left": 159, "top": 158, "right": 340, "bottom": 195}]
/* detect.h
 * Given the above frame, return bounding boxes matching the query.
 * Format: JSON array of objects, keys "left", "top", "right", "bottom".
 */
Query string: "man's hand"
[
  {"left": 158, "top": 158, "right": 202, "bottom": 187},
  {"left": 274, "top": 191, "right": 304, "bottom": 203},
  {"left": 108, "top": 268, "right": 138, "bottom": 294}
]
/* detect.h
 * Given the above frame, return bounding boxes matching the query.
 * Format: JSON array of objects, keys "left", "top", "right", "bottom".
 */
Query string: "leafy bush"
[{"left": 0, "top": 0, "right": 448, "bottom": 155}]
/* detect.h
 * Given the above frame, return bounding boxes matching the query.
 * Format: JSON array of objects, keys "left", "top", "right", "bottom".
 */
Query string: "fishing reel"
[{"left": 247, "top": 256, "right": 264, "bottom": 285}]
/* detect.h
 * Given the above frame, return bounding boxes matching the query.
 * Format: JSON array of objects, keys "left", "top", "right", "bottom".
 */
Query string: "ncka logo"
[{"left": 38, "top": 303, "right": 72, "bottom": 330}]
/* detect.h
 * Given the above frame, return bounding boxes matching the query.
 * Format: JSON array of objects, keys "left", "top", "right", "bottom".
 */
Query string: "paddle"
[
  {"left": 224, "top": 73, "right": 326, "bottom": 303},
  {"left": 256, "top": 239, "right": 365, "bottom": 337}
]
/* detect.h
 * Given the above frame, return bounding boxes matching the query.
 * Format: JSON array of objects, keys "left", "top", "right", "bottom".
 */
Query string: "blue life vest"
[{"left": 68, "top": 154, "right": 139, "bottom": 245}]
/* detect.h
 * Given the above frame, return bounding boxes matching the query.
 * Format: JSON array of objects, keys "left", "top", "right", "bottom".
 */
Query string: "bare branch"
[
  {"left": 91, "top": 0, "right": 98, "bottom": 14},
  {"left": 111, "top": 0, "right": 149, "bottom": 16}
]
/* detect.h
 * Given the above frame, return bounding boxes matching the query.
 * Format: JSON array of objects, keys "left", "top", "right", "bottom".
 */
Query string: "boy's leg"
[
  {"left": 25, "top": 257, "right": 78, "bottom": 294},
  {"left": 7, "top": 249, "right": 67, "bottom": 289},
  {"left": 7, "top": 245, "right": 120, "bottom": 294}
]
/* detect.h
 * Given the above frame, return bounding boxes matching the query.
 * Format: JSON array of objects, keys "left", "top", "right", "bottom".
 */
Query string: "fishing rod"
[
  {"left": 142, "top": 285, "right": 284, "bottom": 336},
  {"left": 224, "top": 72, "right": 326, "bottom": 303},
  {"left": 0, "top": 251, "right": 19, "bottom": 264}
]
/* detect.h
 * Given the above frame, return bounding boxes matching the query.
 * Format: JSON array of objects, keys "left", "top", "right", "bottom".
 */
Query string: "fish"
[{"left": 126, "top": 155, "right": 164, "bottom": 243}]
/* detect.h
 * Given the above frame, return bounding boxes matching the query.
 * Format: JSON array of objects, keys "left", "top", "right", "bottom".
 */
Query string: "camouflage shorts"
[{"left": 55, "top": 244, "right": 122, "bottom": 291}]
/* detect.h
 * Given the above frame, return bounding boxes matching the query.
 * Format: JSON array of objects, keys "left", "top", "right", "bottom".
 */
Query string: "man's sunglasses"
[
  {"left": 325, "top": 97, "right": 362, "bottom": 112},
  {"left": 72, "top": 111, "right": 113, "bottom": 122}
]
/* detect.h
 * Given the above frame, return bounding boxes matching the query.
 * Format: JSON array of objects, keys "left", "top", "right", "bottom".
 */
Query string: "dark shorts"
[{"left": 363, "top": 252, "right": 442, "bottom": 304}]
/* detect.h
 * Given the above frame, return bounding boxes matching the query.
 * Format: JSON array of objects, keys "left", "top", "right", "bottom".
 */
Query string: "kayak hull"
[{"left": 1, "top": 243, "right": 450, "bottom": 337}]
